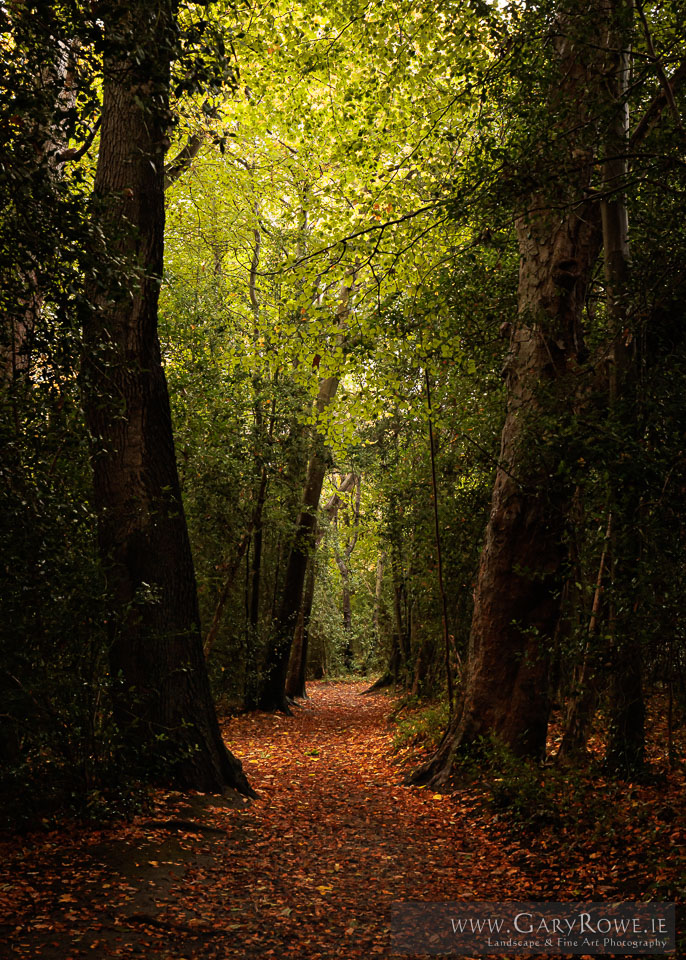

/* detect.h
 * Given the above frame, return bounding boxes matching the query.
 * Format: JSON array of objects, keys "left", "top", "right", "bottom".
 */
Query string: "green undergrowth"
[{"left": 389, "top": 695, "right": 450, "bottom": 763}]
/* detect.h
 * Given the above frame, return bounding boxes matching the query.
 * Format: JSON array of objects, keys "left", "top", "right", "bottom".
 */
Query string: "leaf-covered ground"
[{"left": 1, "top": 681, "right": 684, "bottom": 958}]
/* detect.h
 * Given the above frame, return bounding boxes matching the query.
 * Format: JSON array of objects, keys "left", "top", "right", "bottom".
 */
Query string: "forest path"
[
  {"left": 1, "top": 681, "right": 531, "bottom": 959},
  {"left": 188, "top": 680, "right": 529, "bottom": 957}
]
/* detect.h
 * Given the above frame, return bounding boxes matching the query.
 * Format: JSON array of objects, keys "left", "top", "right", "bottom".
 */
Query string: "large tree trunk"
[
  {"left": 414, "top": 224, "right": 599, "bottom": 783},
  {"left": 82, "top": 0, "right": 251, "bottom": 795},
  {"left": 412, "top": 10, "right": 604, "bottom": 786}
]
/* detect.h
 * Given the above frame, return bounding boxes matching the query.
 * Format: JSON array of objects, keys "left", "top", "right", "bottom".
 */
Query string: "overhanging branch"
[
  {"left": 164, "top": 132, "right": 204, "bottom": 189},
  {"left": 630, "top": 59, "right": 686, "bottom": 148}
]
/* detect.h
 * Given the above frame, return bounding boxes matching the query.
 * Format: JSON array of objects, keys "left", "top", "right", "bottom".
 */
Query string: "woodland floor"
[{"left": 1, "top": 681, "right": 684, "bottom": 959}]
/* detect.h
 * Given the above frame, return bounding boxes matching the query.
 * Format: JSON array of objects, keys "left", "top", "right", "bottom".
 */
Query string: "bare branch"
[
  {"left": 55, "top": 116, "right": 101, "bottom": 164},
  {"left": 635, "top": 1, "right": 683, "bottom": 134},
  {"left": 322, "top": 472, "right": 356, "bottom": 514},
  {"left": 164, "top": 132, "right": 204, "bottom": 190},
  {"left": 631, "top": 58, "right": 686, "bottom": 148}
]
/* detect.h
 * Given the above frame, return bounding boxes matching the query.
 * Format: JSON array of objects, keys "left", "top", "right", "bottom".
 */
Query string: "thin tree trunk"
[
  {"left": 257, "top": 276, "right": 354, "bottom": 711},
  {"left": 81, "top": 1, "right": 251, "bottom": 795},
  {"left": 373, "top": 550, "right": 386, "bottom": 643},
  {"left": 247, "top": 203, "right": 267, "bottom": 633},
  {"left": 558, "top": 514, "right": 612, "bottom": 760},
  {"left": 388, "top": 531, "right": 411, "bottom": 686},
  {"left": 410, "top": 605, "right": 434, "bottom": 696},
  {"left": 425, "top": 370, "right": 453, "bottom": 712},
  {"left": 285, "top": 603, "right": 306, "bottom": 700},
  {"left": 249, "top": 470, "right": 268, "bottom": 629},
  {"left": 285, "top": 553, "right": 316, "bottom": 699},
  {"left": 285, "top": 473, "right": 355, "bottom": 698},
  {"left": 257, "top": 410, "right": 333, "bottom": 712},
  {"left": 391, "top": 578, "right": 405, "bottom": 669},
  {"left": 204, "top": 526, "right": 254, "bottom": 659},
  {"left": 270, "top": 537, "right": 282, "bottom": 622},
  {"left": 601, "top": 0, "right": 645, "bottom": 774},
  {"left": 333, "top": 474, "right": 361, "bottom": 663},
  {"left": 297, "top": 557, "right": 317, "bottom": 696}
]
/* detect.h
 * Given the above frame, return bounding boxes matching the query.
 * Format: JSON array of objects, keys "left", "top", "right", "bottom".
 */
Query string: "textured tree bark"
[
  {"left": 413, "top": 227, "right": 599, "bottom": 782},
  {"left": 411, "top": 10, "right": 604, "bottom": 785},
  {"left": 82, "top": 0, "right": 252, "bottom": 795}
]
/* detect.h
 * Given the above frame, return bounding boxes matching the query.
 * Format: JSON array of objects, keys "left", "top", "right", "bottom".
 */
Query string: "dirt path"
[{"left": 1, "top": 681, "right": 531, "bottom": 959}]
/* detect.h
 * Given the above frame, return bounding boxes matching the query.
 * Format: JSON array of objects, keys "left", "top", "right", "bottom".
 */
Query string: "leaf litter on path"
[{"left": 0, "top": 681, "right": 568, "bottom": 959}]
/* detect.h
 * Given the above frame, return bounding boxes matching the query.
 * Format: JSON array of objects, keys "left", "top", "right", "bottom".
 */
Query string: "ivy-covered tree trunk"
[
  {"left": 412, "top": 9, "right": 603, "bottom": 785},
  {"left": 1, "top": 21, "right": 78, "bottom": 383},
  {"left": 82, "top": 0, "right": 252, "bottom": 795}
]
